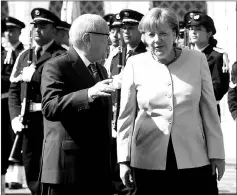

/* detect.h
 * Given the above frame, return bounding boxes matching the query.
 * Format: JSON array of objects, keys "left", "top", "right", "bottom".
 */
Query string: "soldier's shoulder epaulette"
[
  {"left": 213, "top": 47, "right": 230, "bottom": 73},
  {"left": 213, "top": 47, "right": 226, "bottom": 54},
  {"left": 9, "top": 48, "right": 31, "bottom": 83}
]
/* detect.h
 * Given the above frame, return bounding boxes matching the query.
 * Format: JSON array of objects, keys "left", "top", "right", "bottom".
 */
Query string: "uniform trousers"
[
  {"left": 1, "top": 98, "right": 14, "bottom": 175},
  {"left": 40, "top": 183, "right": 81, "bottom": 195},
  {"left": 131, "top": 137, "right": 218, "bottom": 195},
  {"left": 22, "top": 112, "right": 44, "bottom": 195}
]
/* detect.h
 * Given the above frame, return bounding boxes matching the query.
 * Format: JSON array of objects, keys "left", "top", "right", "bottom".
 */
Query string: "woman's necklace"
[
  {"left": 166, "top": 48, "right": 177, "bottom": 66},
  {"left": 152, "top": 48, "right": 177, "bottom": 66}
]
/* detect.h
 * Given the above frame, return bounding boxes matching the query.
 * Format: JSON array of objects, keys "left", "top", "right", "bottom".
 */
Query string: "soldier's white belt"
[
  {"left": 29, "top": 102, "right": 42, "bottom": 112},
  {"left": 1, "top": 92, "right": 9, "bottom": 99}
]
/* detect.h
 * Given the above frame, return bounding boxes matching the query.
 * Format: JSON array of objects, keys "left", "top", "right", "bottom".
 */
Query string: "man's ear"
[
  {"left": 82, "top": 33, "right": 91, "bottom": 45},
  {"left": 52, "top": 26, "right": 57, "bottom": 35}
]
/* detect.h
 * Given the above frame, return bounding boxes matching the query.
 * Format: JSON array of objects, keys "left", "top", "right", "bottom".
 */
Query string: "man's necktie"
[
  {"left": 126, "top": 50, "right": 133, "bottom": 61},
  {"left": 36, "top": 47, "right": 42, "bottom": 61},
  {"left": 89, "top": 63, "right": 101, "bottom": 83}
]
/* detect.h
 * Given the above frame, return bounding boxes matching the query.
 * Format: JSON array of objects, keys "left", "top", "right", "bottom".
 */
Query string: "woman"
[
  {"left": 185, "top": 11, "right": 230, "bottom": 118},
  {"left": 117, "top": 7, "right": 225, "bottom": 194}
]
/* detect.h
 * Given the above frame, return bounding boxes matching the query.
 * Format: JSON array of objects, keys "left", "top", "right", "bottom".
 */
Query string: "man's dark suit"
[
  {"left": 40, "top": 46, "right": 113, "bottom": 194},
  {"left": 8, "top": 41, "right": 65, "bottom": 194}
]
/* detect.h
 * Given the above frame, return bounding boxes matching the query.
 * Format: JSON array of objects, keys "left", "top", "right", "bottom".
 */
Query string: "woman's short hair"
[
  {"left": 69, "top": 14, "right": 107, "bottom": 47},
  {"left": 138, "top": 7, "right": 179, "bottom": 37}
]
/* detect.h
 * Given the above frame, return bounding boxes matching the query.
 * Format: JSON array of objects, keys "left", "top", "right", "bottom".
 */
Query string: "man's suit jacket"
[
  {"left": 40, "top": 47, "right": 113, "bottom": 193},
  {"left": 117, "top": 48, "right": 225, "bottom": 170}
]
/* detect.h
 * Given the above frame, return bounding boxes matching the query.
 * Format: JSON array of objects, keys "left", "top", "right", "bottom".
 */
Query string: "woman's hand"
[
  {"left": 210, "top": 158, "right": 225, "bottom": 181},
  {"left": 119, "top": 163, "right": 134, "bottom": 188}
]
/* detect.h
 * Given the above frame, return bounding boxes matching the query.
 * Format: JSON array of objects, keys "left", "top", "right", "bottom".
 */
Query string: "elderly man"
[
  {"left": 40, "top": 14, "right": 115, "bottom": 195},
  {"left": 8, "top": 8, "right": 66, "bottom": 195}
]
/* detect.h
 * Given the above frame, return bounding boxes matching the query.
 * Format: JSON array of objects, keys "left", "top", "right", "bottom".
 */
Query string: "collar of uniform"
[
  {"left": 5, "top": 41, "right": 21, "bottom": 51},
  {"left": 126, "top": 44, "right": 137, "bottom": 54},
  {"left": 73, "top": 45, "right": 91, "bottom": 67},
  {"left": 12, "top": 41, "right": 21, "bottom": 51},
  {"left": 194, "top": 44, "right": 209, "bottom": 52},
  {"left": 35, "top": 39, "right": 54, "bottom": 55}
]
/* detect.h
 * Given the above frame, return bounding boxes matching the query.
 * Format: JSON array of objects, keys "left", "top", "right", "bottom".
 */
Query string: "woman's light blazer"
[{"left": 117, "top": 48, "right": 225, "bottom": 170}]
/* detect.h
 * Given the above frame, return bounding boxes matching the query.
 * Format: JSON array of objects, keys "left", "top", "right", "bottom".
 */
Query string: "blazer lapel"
[{"left": 67, "top": 47, "right": 95, "bottom": 86}]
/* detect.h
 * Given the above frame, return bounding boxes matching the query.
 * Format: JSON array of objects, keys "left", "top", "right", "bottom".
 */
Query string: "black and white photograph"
[{"left": 1, "top": 1, "right": 236, "bottom": 195}]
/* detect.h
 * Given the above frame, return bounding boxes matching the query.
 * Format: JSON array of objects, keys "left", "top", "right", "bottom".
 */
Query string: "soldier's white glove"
[
  {"left": 11, "top": 115, "right": 24, "bottom": 134},
  {"left": 21, "top": 64, "right": 36, "bottom": 82},
  {"left": 112, "top": 128, "right": 117, "bottom": 138}
]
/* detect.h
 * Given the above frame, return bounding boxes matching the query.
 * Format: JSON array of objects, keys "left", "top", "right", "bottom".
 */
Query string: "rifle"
[
  {"left": 8, "top": 28, "right": 34, "bottom": 162},
  {"left": 114, "top": 37, "right": 124, "bottom": 131}
]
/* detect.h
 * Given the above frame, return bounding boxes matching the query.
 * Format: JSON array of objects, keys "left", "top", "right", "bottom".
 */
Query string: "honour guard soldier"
[
  {"left": 184, "top": 11, "right": 230, "bottom": 118},
  {"left": 228, "top": 61, "right": 237, "bottom": 121},
  {"left": 2, "top": 16, "right": 25, "bottom": 67},
  {"left": 8, "top": 8, "right": 66, "bottom": 195},
  {"left": 103, "top": 13, "right": 114, "bottom": 27},
  {"left": 104, "top": 13, "right": 124, "bottom": 77},
  {"left": 119, "top": 9, "right": 146, "bottom": 66},
  {"left": 1, "top": 18, "right": 13, "bottom": 194},
  {"left": 55, "top": 20, "right": 71, "bottom": 50},
  {"left": 2, "top": 16, "right": 26, "bottom": 190}
]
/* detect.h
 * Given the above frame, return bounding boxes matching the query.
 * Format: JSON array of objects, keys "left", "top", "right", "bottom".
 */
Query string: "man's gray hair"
[{"left": 69, "top": 14, "right": 107, "bottom": 47}]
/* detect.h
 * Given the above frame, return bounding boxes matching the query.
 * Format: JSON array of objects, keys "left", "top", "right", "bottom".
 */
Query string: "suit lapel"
[
  {"left": 67, "top": 47, "right": 95, "bottom": 86},
  {"left": 96, "top": 62, "right": 108, "bottom": 80}
]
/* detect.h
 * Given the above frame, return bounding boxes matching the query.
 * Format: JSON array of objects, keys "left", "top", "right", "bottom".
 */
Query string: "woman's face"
[
  {"left": 144, "top": 22, "right": 176, "bottom": 61},
  {"left": 188, "top": 25, "right": 211, "bottom": 45}
]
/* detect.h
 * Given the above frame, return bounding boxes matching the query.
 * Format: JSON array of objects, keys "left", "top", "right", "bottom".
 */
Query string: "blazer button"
[
  {"left": 169, "top": 120, "right": 172, "bottom": 124},
  {"left": 168, "top": 106, "right": 172, "bottom": 111},
  {"left": 168, "top": 94, "right": 172, "bottom": 98},
  {"left": 168, "top": 82, "right": 171, "bottom": 86}
]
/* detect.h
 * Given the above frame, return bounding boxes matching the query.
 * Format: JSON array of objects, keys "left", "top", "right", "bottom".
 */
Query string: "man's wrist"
[{"left": 87, "top": 88, "right": 95, "bottom": 102}]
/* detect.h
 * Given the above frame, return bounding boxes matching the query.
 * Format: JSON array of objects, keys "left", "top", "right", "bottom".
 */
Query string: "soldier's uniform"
[
  {"left": 1, "top": 17, "right": 13, "bottom": 179},
  {"left": 184, "top": 11, "right": 230, "bottom": 117},
  {"left": 1, "top": 17, "right": 25, "bottom": 186},
  {"left": 228, "top": 62, "right": 237, "bottom": 120},
  {"left": 8, "top": 8, "right": 66, "bottom": 194}
]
